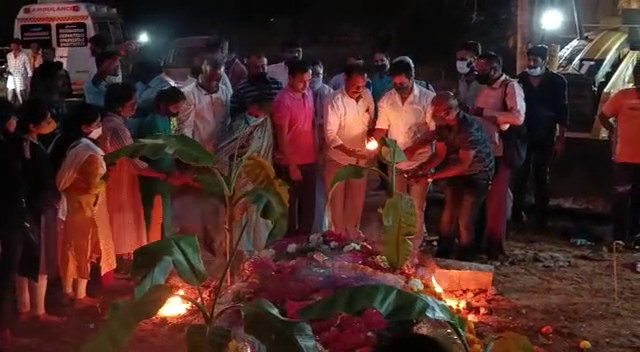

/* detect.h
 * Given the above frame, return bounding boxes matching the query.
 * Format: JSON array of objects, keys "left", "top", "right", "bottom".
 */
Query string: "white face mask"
[
  {"left": 456, "top": 61, "right": 471, "bottom": 75},
  {"left": 88, "top": 126, "right": 103, "bottom": 139},
  {"left": 526, "top": 67, "right": 544, "bottom": 76}
]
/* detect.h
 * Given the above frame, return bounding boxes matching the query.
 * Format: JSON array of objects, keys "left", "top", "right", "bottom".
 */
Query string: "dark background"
[{"left": 1, "top": 0, "right": 517, "bottom": 81}]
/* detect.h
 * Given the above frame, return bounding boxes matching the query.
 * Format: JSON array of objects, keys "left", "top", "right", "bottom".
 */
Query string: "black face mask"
[
  {"left": 475, "top": 72, "right": 492, "bottom": 85},
  {"left": 374, "top": 64, "right": 388, "bottom": 73},
  {"left": 250, "top": 72, "right": 268, "bottom": 82}
]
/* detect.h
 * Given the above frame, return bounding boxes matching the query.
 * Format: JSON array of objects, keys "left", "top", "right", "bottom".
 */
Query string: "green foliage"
[
  {"left": 105, "top": 135, "right": 215, "bottom": 167},
  {"left": 131, "top": 235, "right": 208, "bottom": 297},
  {"left": 79, "top": 285, "right": 174, "bottom": 352},
  {"left": 186, "top": 325, "right": 232, "bottom": 352},
  {"left": 298, "top": 285, "right": 465, "bottom": 331},
  {"left": 380, "top": 137, "right": 408, "bottom": 164},
  {"left": 242, "top": 300, "right": 319, "bottom": 352},
  {"left": 382, "top": 193, "right": 416, "bottom": 270}
]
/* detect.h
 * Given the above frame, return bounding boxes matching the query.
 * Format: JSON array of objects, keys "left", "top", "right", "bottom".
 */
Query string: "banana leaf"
[
  {"left": 194, "top": 172, "right": 230, "bottom": 200},
  {"left": 381, "top": 137, "right": 408, "bottom": 164},
  {"left": 105, "top": 135, "right": 215, "bottom": 167},
  {"left": 297, "top": 285, "right": 465, "bottom": 331},
  {"left": 382, "top": 192, "right": 416, "bottom": 270},
  {"left": 131, "top": 235, "right": 208, "bottom": 297},
  {"left": 487, "top": 332, "right": 535, "bottom": 352},
  {"left": 243, "top": 186, "right": 289, "bottom": 245},
  {"left": 135, "top": 256, "right": 173, "bottom": 299},
  {"left": 80, "top": 285, "right": 174, "bottom": 352},
  {"left": 242, "top": 156, "right": 289, "bottom": 205},
  {"left": 242, "top": 299, "right": 318, "bottom": 352}
]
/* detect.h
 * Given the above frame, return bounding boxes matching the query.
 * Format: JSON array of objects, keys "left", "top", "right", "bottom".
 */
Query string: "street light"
[
  {"left": 541, "top": 8, "right": 564, "bottom": 31},
  {"left": 137, "top": 32, "right": 150, "bottom": 44}
]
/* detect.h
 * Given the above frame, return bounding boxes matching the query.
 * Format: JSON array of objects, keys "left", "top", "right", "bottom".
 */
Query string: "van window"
[
  {"left": 56, "top": 23, "right": 88, "bottom": 48},
  {"left": 109, "top": 22, "right": 124, "bottom": 45},
  {"left": 94, "top": 22, "right": 113, "bottom": 45},
  {"left": 20, "top": 24, "right": 53, "bottom": 48}
]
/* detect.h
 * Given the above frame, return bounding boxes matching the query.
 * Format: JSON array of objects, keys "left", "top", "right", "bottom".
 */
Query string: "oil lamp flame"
[
  {"left": 157, "top": 290, "right": 191, "bottom": 317},
  {"left": 366, "top": 139, "right": 379, "bottom": 151},
  {"left": 431, "top": 277, "right": 444, "bottom": 294}
]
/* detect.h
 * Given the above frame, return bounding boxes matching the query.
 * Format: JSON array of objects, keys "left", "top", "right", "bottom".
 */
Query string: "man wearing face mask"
[
  {"left": 373, "top": 59, "right": 436, "bottom": 248},
  {"left": 409, "top": 92, "right": 494, "bottom": 260},
  {"left": 371, "top": 50, "right": 393, "bottom": 106},
  {"left": 178, "top": 54, "right": 232, "bottom": 152},
  {"left": 310, "top": 60, "right": 334, "bottom": 152},
  {"left": 472, "top": 52, "right": 526, "bottom": 260},
  {"left": 230, "top": 52, "right": 284, "bottom": 118},
  {"left": 512, "top": 45, "right": 568, "bottom": 231},
  {"left": 267, "top": 40, "right": 303, "bottom": 86},
  {"left": 456, "top": 41, "right": 483, "bottom": 111}
]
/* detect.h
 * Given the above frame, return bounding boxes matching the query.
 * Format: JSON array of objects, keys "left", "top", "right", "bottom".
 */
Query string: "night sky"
[{"left": 1, "top": 0, "right": 517, "bottom": 76}]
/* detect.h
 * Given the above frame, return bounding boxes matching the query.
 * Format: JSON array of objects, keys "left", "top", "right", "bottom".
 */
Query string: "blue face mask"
[{"left": 526, "top": 67, "right": 544, "bottom": 76}]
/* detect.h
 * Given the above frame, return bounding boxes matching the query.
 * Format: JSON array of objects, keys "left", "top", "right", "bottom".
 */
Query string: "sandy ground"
[{"left": 7, "top": 188, "right": 640, "bottom": 352}]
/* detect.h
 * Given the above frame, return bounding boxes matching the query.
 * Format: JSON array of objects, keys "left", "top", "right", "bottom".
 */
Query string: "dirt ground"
[{"left": 8, "top": 191, "right": 640, "bottom": 352}]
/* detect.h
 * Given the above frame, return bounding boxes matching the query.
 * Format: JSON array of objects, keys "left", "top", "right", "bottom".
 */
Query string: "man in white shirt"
[
  {"left": 6, "top": 39, "right": 32, "bottom": 106},
  {"left": 267, "top": 40, "right": 303, "bottom": 86},
  {"left": 178, "top": 54, "right": 232, "bottom": 152},
  {"left": 373, "top": 58, "right": 436, "bottom": 246},
  {"left": 325, "top": 64, "right": 375, "bottom": 239}
]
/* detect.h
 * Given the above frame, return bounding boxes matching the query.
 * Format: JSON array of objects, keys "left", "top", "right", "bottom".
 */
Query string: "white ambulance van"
[{"left": 14, "top": 0, "right": 125, "bottom": 95}]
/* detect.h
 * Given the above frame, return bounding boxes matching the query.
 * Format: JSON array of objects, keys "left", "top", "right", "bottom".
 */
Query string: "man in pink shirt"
[{"left": 273, "top": 60, "right": 318, "bottom": 237}]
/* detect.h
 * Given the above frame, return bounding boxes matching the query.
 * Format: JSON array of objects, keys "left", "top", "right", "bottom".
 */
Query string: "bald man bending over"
[{"left": 407, "top": 92, "right": 494, "bottom": 261}]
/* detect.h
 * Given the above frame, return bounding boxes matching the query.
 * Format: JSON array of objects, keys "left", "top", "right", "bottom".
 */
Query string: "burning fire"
[
  {"left": 431, "top": 277, "right": 469, "bottom": 313},
  {"left": 157, "top": 290, "right": 191, "bottom": 317},
  {"left": 366, "top": 139, "right": 379, "bottom": 151}
]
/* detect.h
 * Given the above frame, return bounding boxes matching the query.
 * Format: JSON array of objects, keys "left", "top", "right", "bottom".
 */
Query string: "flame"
[
  {"left": 467, "top": 314, "right": 478, "bottom": 322},
  {"left": 432, "top": 277, "right": 468, "bottom": 312},
  {"left": 431, "top": 277, "right": 444, "bottom": 294},
  {"left": 366, "top": 139, "right": 379, "bottom": 151},
  {"left": 157, "top": 290, "right": 191, "bottom": 317}
]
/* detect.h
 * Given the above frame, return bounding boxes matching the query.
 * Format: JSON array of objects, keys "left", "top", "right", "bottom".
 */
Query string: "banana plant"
[
  {"left": 326, "top": 137, "right": 416, "bottom": 270},
  {"left": 81, "top": 134, "right": 307, "bottom": 352}
]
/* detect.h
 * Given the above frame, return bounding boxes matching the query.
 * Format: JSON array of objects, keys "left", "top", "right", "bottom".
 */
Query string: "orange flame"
[
  {"left": 157, "top": 290, "right": 191, "bottom": 317},
  {"left": 366, "top": 139, "right": 379, "bottom": 151},
  {"left": 431, "top": 277, "right": 444, "bottom": 294},
  {"left": 432, "top": 277, "right": 469, "bottom": 312}
]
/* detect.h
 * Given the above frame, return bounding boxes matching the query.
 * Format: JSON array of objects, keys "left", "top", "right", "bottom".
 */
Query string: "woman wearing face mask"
[
  {"left": 56, "top": 103, "right": 116, "bottom": 306},
  {"left": 15, "top": 98, "right": 61, "bottom": 321},
  {"left": 97, "top": 83, "right": 162, "bottom": 273},
  {"left": 139, "top": 87, "right": 187, "bottom": 240}
]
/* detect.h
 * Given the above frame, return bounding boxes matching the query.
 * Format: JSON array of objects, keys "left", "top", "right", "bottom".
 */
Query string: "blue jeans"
[{"left": 438, "top": 175, "right": 490, "bottom": 259}]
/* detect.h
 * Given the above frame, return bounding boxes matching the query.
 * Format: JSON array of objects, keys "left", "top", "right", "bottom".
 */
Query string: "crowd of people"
[{"left": 2, "top": 32, "right": 639, "bottom": 349}]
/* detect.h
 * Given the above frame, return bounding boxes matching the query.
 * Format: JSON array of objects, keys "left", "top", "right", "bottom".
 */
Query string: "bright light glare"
[
  {"left": 541, "top": 9, "right": 564, "bottom": 31},
  {"left": 138, "top": 32, "right": 150, "bottom": 44},
  {"left": 366, "top": 139, "right": 379, "bottom": 151}
]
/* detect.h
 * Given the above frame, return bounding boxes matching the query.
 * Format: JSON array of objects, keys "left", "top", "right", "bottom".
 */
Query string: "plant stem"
[
  {"left": 449, "top": 321, "right": 471, "bottom": 352},
  {"left": 212, "top": 304, "right": 243, "bottom": 323},
  {"left": 179, "top": 295, "right": 211, "bottom": 324},
  {"left": 209, "top": 219, "right": 249, "bottom": 319}
]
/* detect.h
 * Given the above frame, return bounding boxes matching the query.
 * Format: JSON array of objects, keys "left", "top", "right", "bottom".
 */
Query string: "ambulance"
[{"left": 14, "top": 0, "right": 126, "bottom": 95}]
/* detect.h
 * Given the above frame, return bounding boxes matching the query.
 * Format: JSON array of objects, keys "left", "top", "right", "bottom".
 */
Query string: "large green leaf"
[
  {"left": 105, "top": 135, "right": 215, "bottom": 167},
  {"left": 298, "top": 285, "right": 465, "bottom": 331},
  {"left": 132, "top": 235, "right": 208, "bottom": 297},
  {"left": 329, "top": 164, "right": 369, "bottom": 189},
  {"left": 241, "top": 155, "right": 289, "bottom": 205},
  {"left": 381, "top": 137, "right": 408, "bottom": 164},
  {"left": 80, "top": 285, "right": 173, "bottom": 352},
  {"left": 242, "top": 299, "right": 318, "bottom": 352},
  {"left": 488, "top": 332, "right": 535, "bottom": 352},
  {"left": 244, "top": 186, "right": 289, "bottom": 245},
  {"left": 382, "top": 192, "right": 416, "bottom": 270},
  {"left": 194, "top": 172, "right": 229, "bottom": 200},
  {"left": 135, "top": 256, "right": 173, "bottom": 299}
]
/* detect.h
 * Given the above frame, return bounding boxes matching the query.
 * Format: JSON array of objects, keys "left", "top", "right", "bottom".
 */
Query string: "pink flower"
[{"left": 284, "top": 300, "right": 313, "bottom": 319}]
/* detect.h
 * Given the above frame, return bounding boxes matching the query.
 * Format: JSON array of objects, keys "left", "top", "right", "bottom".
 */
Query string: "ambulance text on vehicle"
[{"left": 14, "top": 1, "right": 126, "bottom": 95}]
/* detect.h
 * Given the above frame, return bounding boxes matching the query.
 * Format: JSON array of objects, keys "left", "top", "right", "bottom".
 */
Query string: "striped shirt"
[{"left": 230, "top": 76, "right": 284, "bottom": 118}]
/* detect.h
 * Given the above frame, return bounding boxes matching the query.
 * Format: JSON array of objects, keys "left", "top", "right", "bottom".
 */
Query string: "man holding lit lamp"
[
  {"left": 324, "top": 64, "right": 376, "bottom": 240},
  {"left": 407, "top": 92, "right": 494, "bottom": 260}
]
